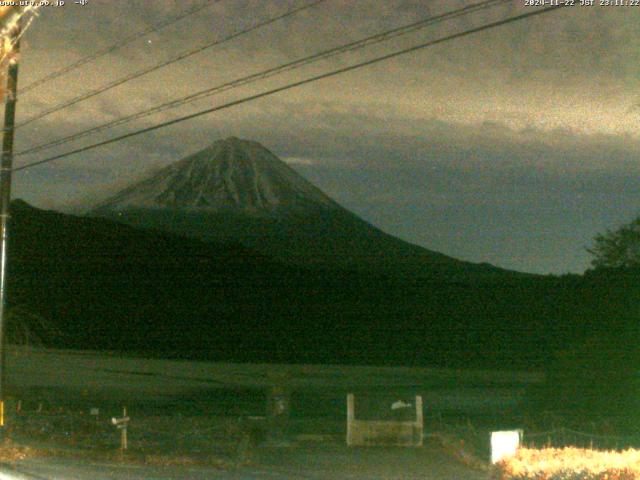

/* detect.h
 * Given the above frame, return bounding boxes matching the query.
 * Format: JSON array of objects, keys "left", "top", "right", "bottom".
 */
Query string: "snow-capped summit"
[{"left": 93, "top": 136, "right": 338, "bottom": 214}]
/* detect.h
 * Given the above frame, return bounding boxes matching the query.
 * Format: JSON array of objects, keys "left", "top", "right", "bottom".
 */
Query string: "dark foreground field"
[{"left": 0, "top": 346, "right": 541, "bottom": 478}]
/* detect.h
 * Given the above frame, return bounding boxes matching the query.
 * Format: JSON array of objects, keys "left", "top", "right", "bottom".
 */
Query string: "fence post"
[
  {"left": 346, "top": 393, "right": 354, "bottom": 446},
  {"left": 121, "top": 407, "right": 128, "bottom": 452},
  {"left": 266, "top": 381, "right": 290, "bottom": 446},
  {"left": 111, "top": 406, "right": 130, "bottom": 453},
  {"left": 415, "top": 396, "right": 423, "bottom": 447}
]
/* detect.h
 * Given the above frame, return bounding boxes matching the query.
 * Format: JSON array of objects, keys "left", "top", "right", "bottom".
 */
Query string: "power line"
[
  {"left": 16, "top": 0, "right": 327, "bottom": 129},
  {"left": 13, "top": 4, "right": 567, "bottom": 173},
  {"left": 16, "top": 0, "right": 507, "bottom": 157},
  {"left": 18, "top": 0, "right": 217, "bottom": 95}
]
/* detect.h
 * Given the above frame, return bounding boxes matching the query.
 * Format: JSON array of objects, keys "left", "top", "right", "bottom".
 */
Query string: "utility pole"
[{"left": 0, "top": 15, "right": 21, "bottom": 428}]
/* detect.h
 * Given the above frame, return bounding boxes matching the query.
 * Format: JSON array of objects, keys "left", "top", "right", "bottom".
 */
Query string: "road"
[{"left": 5, "top": 444, "right": 489, "bottom": 479}]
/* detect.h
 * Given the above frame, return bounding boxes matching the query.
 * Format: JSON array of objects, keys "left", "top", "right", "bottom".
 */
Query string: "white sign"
[
  {"left": 491, "top": 430, "right": 521, "bottom": 464},
  {"left": 112, "top": 416, "right": 130, "bottom": 428},
  {"left": 391, "top": 400, "right": 412, "bottom": 410}
]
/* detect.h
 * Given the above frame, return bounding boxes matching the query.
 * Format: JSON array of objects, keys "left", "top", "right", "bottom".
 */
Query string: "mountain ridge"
[{"left": 90, "top": 137, "right": 532, "bottom": 278}]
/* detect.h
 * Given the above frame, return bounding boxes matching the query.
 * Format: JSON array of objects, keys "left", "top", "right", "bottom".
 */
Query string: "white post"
[
  {"left": 346, "top": 393, "right": 354, "bottom": 446},
  {"left": 121, "top": 406, "right": 128, "bottom": 451},
  {"left": 415, "top": 395, "right": 423, "bottom": 425},
  {"left": 415, "top": 395, "right": 423, "bottom": 446}
]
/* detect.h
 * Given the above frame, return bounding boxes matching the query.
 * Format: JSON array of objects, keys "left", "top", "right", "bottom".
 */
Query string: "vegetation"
[
  {"left": 5, "top": 201, "right": 574, "bottom": 370},
  {"left": 588, "top": 215, "right": 640, "bottom": 269},
  {"left": 496, "top": 447, "right": 640, "bottom": 479},
  {"left": 6, "top": 201, "right": 638, "bottom": 379}
]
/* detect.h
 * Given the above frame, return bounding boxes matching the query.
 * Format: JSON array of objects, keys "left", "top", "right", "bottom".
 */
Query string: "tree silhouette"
[{"left": 588, "top": 215, "right": 640, "bottom": 269}]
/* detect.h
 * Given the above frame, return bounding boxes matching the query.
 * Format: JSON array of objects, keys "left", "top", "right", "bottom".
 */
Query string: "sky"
[{"left": 5, "top": 0, "right": 640, "bottom": 274}]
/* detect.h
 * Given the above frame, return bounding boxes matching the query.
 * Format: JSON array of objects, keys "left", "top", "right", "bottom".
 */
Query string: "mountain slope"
[
  {"left": 7, "top": 200, "right": 583, "bottom": 368},
  {"left": 90, "top": 137, "right": 518, "bottom": 278}
]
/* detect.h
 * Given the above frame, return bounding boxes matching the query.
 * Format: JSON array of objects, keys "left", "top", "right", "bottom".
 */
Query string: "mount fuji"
[{"left": 90, "top": 136, "right": 512, "bottom": 277}]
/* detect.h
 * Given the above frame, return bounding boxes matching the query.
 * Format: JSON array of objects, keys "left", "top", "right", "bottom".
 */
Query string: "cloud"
[{"left": 282, "top": 156, "right": 317, "bottom": 166}]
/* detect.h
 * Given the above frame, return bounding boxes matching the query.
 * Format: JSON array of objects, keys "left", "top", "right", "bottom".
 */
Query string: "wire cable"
[
  {"left": 13, "top": 4, "right": 568, "bottom": 173},
  {"left": 18, "top": 0, "right": 218, "bottom": 95},
  {"left": 16, "top": 0, "right": 327, "bottom": 129},
  {"left": 16, "top": 0, "right": 507, "bottom": 157}
]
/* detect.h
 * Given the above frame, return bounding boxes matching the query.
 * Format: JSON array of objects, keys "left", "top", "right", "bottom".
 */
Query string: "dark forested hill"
[{"left": 5, "top": 200, "right": 630, "bottom": 371}]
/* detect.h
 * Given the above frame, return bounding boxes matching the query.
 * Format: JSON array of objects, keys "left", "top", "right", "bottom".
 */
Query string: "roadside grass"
[
  {"left": 5, "top": 410, "right": 242, "bottom": 467},
  {"left": 495, "top": 447, "right": 640, "bottom": 480},
  {"left": 0, "top": 438, "right": 39, "bottom": 464},
  {"left": 9, "top": 402, "right": 640, "bottom": 477}
]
